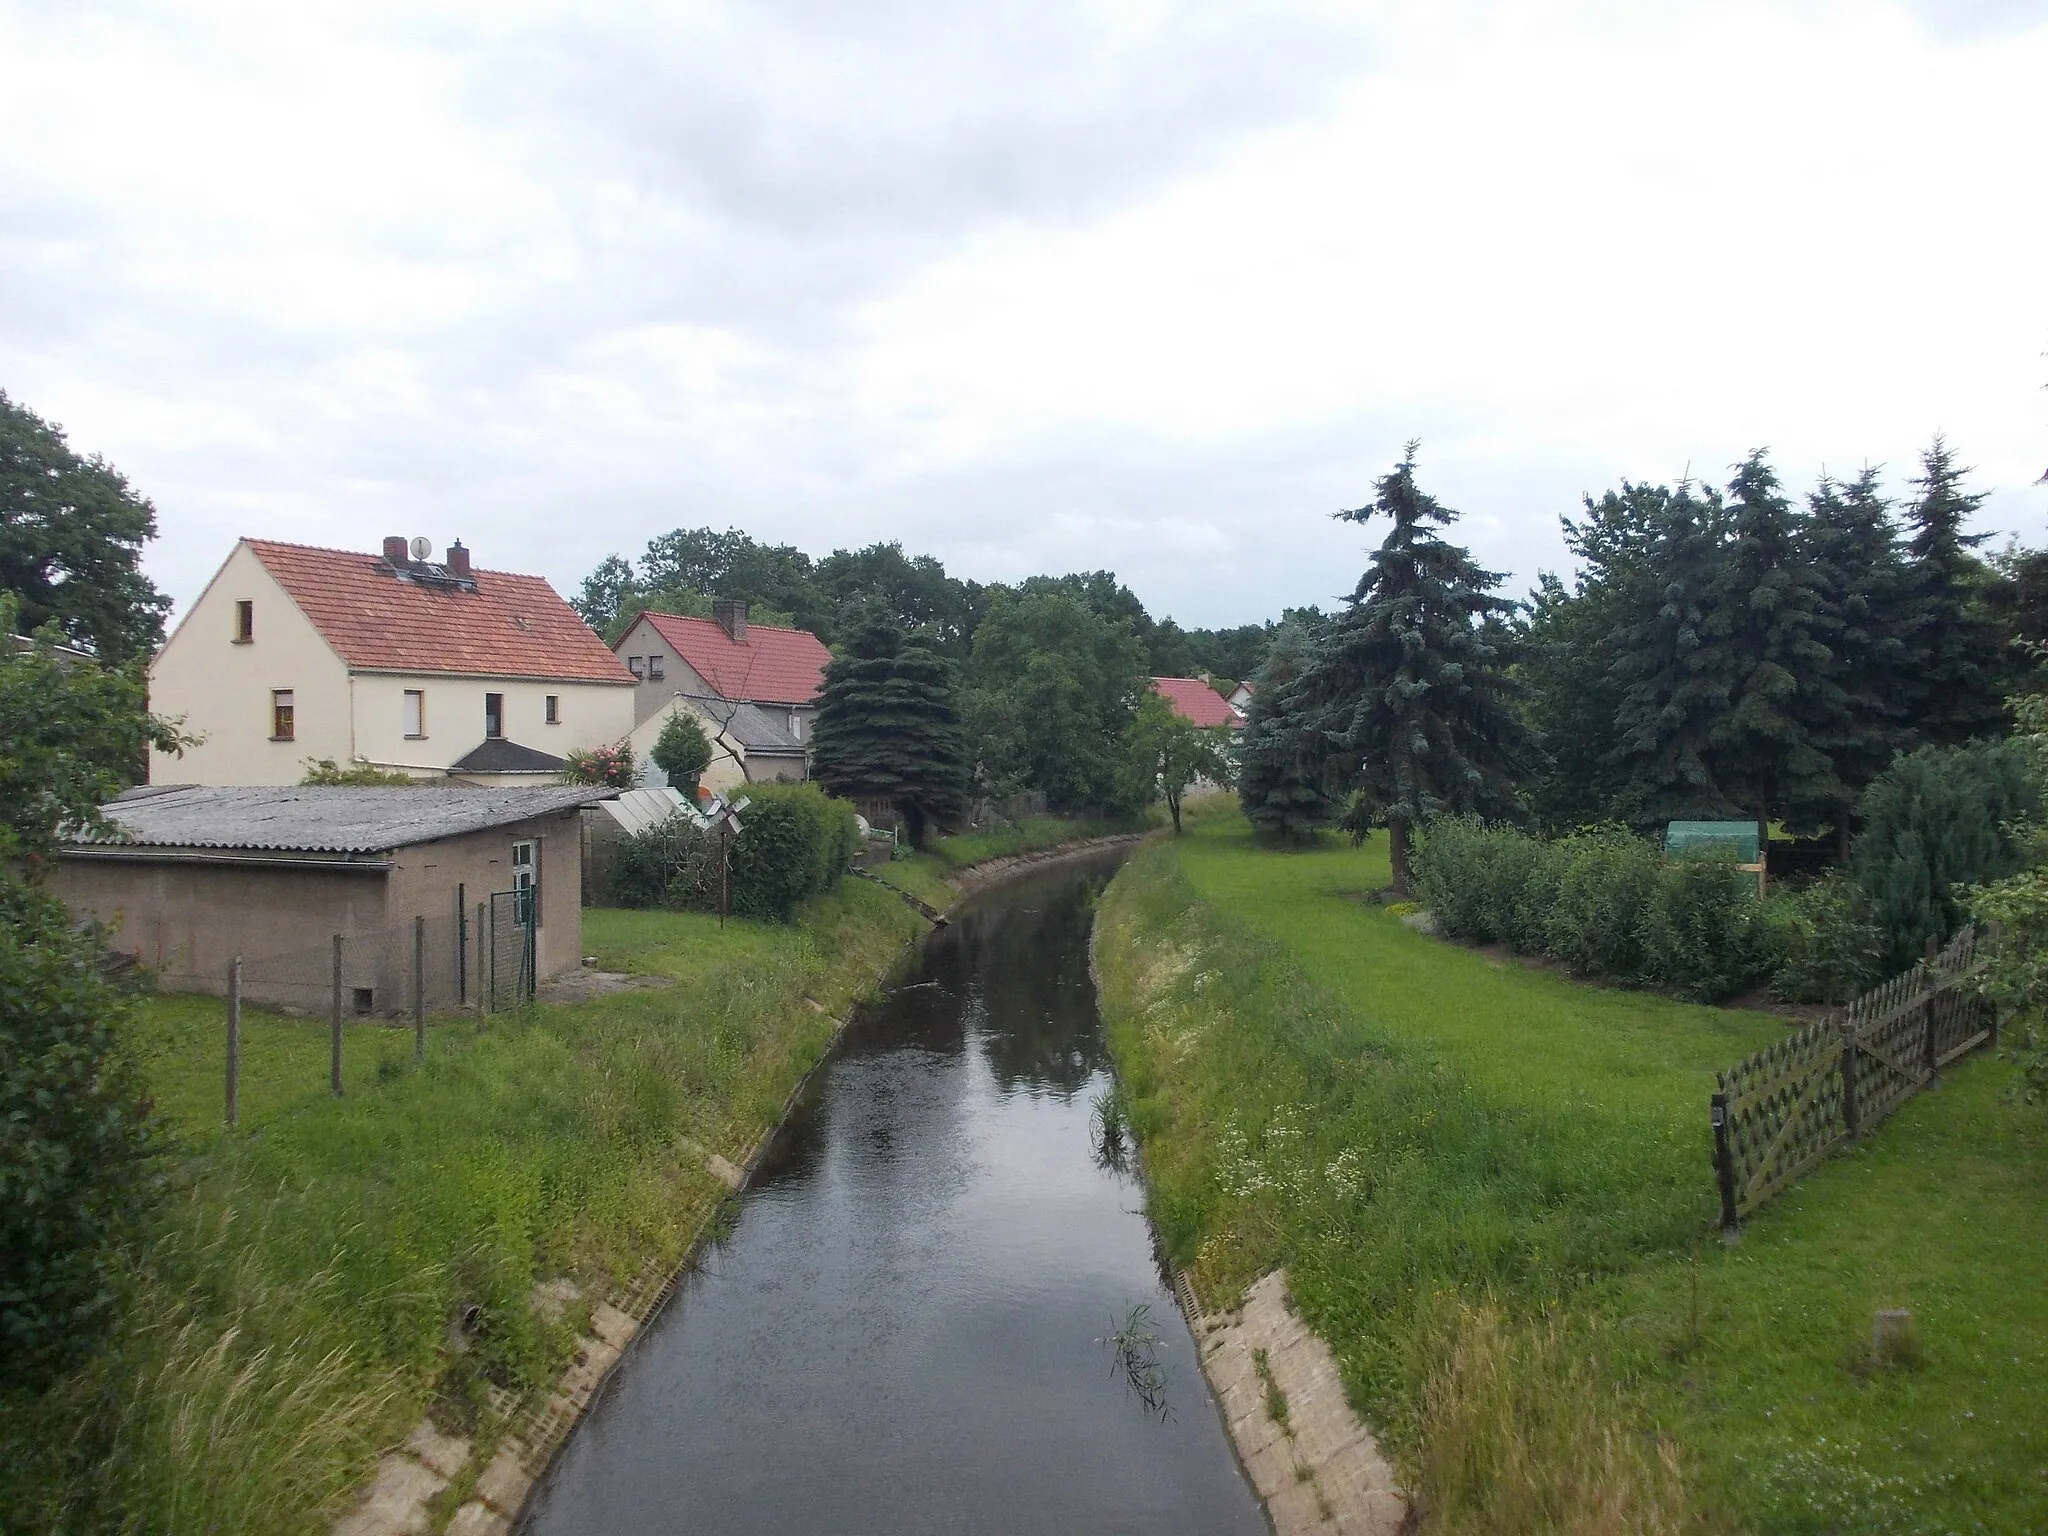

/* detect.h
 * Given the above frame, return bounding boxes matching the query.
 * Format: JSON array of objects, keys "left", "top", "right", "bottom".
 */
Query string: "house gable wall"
[
  {"left": 616, "top": 615, "right": 714, "bottom": 725},
  {"left": 150, "top": 541, "right": 352, "bottom": 785}
]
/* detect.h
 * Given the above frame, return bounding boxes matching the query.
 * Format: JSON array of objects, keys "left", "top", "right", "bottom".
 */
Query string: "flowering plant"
[{"left": 564, "top": 740, "right": 636, "bottom": 788}]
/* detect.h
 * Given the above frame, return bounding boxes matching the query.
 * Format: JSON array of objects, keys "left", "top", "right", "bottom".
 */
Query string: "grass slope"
[
  {"left": 1, "top": 882, "right": 922, "bottom": 1535},
  {"left": 879, "top": 812, "right": 1156, "bottom": 911},
  {"left": 1095, "top": 814, "right": 2046, "bottom": 1534}
]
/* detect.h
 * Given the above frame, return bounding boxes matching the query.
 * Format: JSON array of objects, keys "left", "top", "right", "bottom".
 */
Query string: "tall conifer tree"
[
  {"left": 1904, "top": 434, "right": 2004, "bottom": 744},
  {"left": 809, "top": 604, "right": 971, "bottom": 846},
  {"left": 1700, "top": 451, "right": 1841, "bottom": 844},
  {"left": 1796, "top": 467, "right": 1916, "bottom": 851},
  {"left": 1236, "top": 617, "right": 1343, "bottom": 843},
  {"left": 1300, "top": 446, "right": 1534, "bottom": 893},
  {"left": 1606, "top": 482, "right": 1740, "bottom": 827}
]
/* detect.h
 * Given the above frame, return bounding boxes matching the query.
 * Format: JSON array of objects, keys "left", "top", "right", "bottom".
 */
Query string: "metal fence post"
[
  {"left": 477, "top": 901, "right": 489, "bottom": 1017},
  {"left": 330, "top": 933, "right": 344, "bottom": 1096},
  {"left": 414, "top": 915, "right": 427, "bottom": 1061},
  {"left": 1711, "top": 1092, "right": 1740, "bottom": 1240},
  {"left": 457, "top": 883, "right": 468, "bottom": 1006},
  {"left": 226, "top": 955, "right": 242, "bottom": 1127}
]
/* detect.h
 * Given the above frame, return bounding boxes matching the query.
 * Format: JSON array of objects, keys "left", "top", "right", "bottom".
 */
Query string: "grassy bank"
[
  {"left": 0, "top": 881, "right": 923, "bottom": 1535},
  {"left": 878, "top": 811, "right": 1157, "bottom": 910},
  {"left": 1094, "top": 814, "right": 2047, "bottom": 1534}
]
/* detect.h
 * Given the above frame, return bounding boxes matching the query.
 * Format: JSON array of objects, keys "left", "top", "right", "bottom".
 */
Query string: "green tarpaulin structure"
[{"left": 1663, "top": 820, "right": 1760, "bottom": 862}]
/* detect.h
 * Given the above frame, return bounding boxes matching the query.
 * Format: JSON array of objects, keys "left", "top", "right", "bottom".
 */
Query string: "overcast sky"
[{"left": 4, "top": 0, "right": 2044, "bottom": 632}]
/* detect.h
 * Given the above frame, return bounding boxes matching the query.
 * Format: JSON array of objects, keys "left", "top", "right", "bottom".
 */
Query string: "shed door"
[{"left": 512, "top": 840, "right": 535, "bottom": 924}]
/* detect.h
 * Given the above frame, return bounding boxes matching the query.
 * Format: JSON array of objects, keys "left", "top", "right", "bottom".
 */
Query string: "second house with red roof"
[
  {"left": 613, "top": 600, "right": 832, "bottom": 791},
  {"left": 149, "top": 536, "right": 639, "bottom": 786}
]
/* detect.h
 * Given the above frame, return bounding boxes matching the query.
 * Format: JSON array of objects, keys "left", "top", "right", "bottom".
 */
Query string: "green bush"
[
  {"left": 726, "top": 784, "right": 861, "bottom": 922},
  {"left": 1640, "top": 850, "right": 1765, "bottom": 1002},
  {"left": 1853, "top": 740, "right": 2040, "bottom": 974},
  {"left": 1761, "top": 875, "right": 1883, "bottom": 1006},
  {"left": 611, "top": 814, "right": 715, "bottom": 910},
  {"left": 1417, "top": 817, "right": 1767, "bottom": 1002},
  {"left": 1415, "top": 817, "right": 1560, "bottom": 949},
  {"left": 0, "top": 880, "right": 156, "bottom": 1386},
  {"left": 1543, "top": 828, "right": 1662, "bottom": 983}
]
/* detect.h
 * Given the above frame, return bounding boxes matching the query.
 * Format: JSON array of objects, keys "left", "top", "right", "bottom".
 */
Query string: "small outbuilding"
[{"left": 54, "top": 784, "right": 616, "bottom": 1012}]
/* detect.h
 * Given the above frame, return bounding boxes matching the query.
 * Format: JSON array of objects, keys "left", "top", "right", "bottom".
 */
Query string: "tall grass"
[{"left": 1416, "top": 1304, "right": 1689, "bottom": 1536}]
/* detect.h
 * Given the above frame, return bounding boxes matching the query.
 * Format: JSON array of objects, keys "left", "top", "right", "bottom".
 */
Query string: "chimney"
[
  {"left": 382, "top": 535, "right": 409, "bottom": 566},
  {"left": 713, "top": 597, "right": 748, "bottom": 643},
  {"left": 446, "top": 540, "right": 471, "bottom": 579}
]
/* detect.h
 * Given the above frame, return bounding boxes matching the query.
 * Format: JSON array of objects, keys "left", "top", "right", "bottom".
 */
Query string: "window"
[
  {"left": 648, "top": 653, "right": 665, "bottom": 680},
  {"left": 484, "top": 693, "right": 504, "bottom": 739},
  {"left": 403, "top": 690, "right": 425, "bottom": 738},
  {"left": 271, "top": 690, "right": 295, "bottom": 740},
  {"left": 234, "top": 600, "right": 253, "bottom": 643},
  {"left": 545, "top": 695, "right": 559, "bottom": 724},
  {"left": 627, "top": 656, "right": 644, "bottom": 678}
]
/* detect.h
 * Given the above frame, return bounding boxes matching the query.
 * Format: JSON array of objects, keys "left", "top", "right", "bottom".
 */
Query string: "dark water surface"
[{"left": 521, "top": 855, "right": 1266, "bottom": 1536}]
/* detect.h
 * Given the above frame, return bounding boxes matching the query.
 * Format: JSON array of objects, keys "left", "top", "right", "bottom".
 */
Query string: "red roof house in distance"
[
  {"left": 1152, "top": 676, "right": 1246, "bottom": 731},
  {"left": 148, "top": 535, "right": 637, "bottom": 786},
  {"left": 615, "top": 599, "right": 833, "bottom": 743}
]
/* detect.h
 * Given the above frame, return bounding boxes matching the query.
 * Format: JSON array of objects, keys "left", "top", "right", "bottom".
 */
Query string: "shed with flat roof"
[{"left": 54, "top": 784, "right": 615, "bottom": 1012}]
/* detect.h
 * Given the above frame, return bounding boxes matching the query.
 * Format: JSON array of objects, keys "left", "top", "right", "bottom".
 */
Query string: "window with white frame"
[{"left": 403, "top": 689, "right": 425, "bottom": 738}]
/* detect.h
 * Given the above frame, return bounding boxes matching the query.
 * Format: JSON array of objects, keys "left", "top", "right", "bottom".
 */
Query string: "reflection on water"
[{"left": 520, "top": 855, "right": 1265, "bottom": 1536}]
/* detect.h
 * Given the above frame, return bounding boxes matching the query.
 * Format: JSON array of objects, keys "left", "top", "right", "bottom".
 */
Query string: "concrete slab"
[
  {"left": 403, "top": 1420, "right": 471, "bottom": 1480},
  {"left": 475, "top": 1448, "right": 533, "bottom": 1514},
  {"left": 1186, "top": 1269, "right": 1406, "bottom": 1536},
  {"left": 446, "top": 1501, "right": 512, "bottom": 1536},
  {"left": 331, "top": 1452, "right": 443, "bottom": 1536}
]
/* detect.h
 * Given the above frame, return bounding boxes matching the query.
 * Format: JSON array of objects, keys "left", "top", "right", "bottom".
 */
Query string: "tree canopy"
[{"left": 1, "top": 391, "right": 171, "bottom": 662}]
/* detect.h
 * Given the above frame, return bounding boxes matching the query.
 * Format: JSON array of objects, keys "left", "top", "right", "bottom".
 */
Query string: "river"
[{"left": 520, "top": 852, "right": 1267, "bottom": 1535}]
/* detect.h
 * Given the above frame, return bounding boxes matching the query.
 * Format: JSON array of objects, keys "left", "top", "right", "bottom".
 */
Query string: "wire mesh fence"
[{"left": 152, "top": 893, "right": 538, "bottom": 1124}]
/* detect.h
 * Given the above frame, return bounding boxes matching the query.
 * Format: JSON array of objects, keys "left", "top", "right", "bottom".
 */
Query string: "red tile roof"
[
  {"left": 1153, "top": 676, "right": 1245, "bottom": 729},
  {"left": 246, "top": 540, "right": 634, "bottom": 683},
  {"left": 631, "top": 611, "right": 831, "bottom": 705}
]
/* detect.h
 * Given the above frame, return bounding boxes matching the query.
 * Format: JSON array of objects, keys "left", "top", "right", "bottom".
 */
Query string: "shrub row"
[
  {"left": 613, "top": 784, "right": 862, "bottom": 922},
  {"left": 1414, "top": 818, "right": 1883, "bottom": 1004}
]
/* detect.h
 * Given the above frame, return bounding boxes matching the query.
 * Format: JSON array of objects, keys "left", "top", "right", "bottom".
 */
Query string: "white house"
[{"left": 149, "top": 536, "right": 637, "bottom": 786}]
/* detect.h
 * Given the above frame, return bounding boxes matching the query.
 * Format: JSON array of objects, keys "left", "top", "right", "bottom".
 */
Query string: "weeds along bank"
[
  {"left": 0, "top": 882, "right": 923, "bottom": 1535},
  {"left": 1093, "top": 816, "right": 2048, "bottom": 1534}
]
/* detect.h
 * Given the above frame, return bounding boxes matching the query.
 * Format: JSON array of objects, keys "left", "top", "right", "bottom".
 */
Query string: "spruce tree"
[
  {"left": 1796, "top": 467, "right": 1916, "bottom": 852},
  {"left": 1235, "top": 617, "right": 1343, "bottom": 844},
  {"left": 1904, "top": 434, "right": 2004, "bottom": 745},
  {"left": 1300, "top": 446, "right": 1535, "bottom": 893},
  {"left": 809, "top": 604, "right": 971, "bottom": 846},
  {"left": 1606, "top": 482, "right": 1741, "bottom": 828},
  {"left": 1700, "top": 451, "right": 1841, "bottom": 845}
]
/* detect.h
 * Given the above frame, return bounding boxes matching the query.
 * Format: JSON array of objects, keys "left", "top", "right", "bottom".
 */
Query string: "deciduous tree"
[
  {"left": 0, "top": 391, "right": 171, "bottom": 661},
  {"left": 1127, "top": 690, "right": 1232, "bottom": 833}
]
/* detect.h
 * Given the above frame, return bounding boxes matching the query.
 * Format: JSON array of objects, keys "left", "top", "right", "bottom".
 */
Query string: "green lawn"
[
  {"left": 2, "top": 883, "right": 923, "bottom": 1536},
  {"left": 1095, "top": 813, "right": 2047, "bottom": 1534}
]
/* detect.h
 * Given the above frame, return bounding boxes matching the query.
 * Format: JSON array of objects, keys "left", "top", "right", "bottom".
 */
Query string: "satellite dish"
[{"left": 409, "top": 536, "right": 433, "bottom": 561}]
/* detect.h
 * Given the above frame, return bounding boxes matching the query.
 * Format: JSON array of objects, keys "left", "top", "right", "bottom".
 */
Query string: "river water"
[{"left": 521, "top": 853, "right": 1266, "bottom": 1535}]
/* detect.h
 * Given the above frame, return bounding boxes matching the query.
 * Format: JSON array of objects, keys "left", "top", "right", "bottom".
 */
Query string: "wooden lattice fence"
[{"left": 1710, "top": 925, "right": 1994, "bottom": 1232}]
